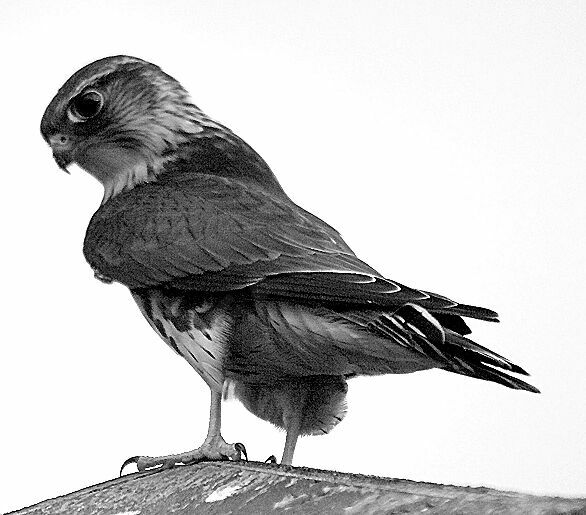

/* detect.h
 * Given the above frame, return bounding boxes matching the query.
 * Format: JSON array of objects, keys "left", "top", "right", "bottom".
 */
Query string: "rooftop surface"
[{"left": 9, "top": 461, "right": 586, "bottom": 514}]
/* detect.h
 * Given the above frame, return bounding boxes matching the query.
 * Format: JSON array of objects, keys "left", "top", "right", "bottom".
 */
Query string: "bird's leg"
[
  {"left": 280, "top": 388, "right": 308, "bottom": 466},
  {"left": 121, "top": 389, "right": 246, "bottom": 474},
  {"left": 281, "top": 416, "right": 301, "bottom": 465}
]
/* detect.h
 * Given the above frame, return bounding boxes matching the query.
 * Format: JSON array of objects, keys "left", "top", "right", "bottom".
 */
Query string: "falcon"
[{"left": 41, "top": 56, "right": 538, "bottom": 470}]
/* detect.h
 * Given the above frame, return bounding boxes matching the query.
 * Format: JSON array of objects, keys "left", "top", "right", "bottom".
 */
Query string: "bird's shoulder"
[
  {"left": 87, "top": 172, "right": 342, "bottom": 243},
  {"left": 83, "top": 172, "right": 359, "bottom": 289}
]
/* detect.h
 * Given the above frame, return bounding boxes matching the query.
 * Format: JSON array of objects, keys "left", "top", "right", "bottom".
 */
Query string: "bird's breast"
[{"left": 131, "top": 289, "right": 233, "bottom": 391}]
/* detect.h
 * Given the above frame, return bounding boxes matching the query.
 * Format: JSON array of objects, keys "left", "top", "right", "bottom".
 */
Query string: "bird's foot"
[{"left": 120, "top": 436, "right": 247, "bottom": 475}]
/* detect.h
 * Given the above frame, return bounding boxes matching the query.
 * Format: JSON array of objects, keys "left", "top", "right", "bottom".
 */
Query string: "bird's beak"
[
  {"left": 52, "top": 151, "right": 73, "bottom": 174},
  {"left": 47, "top": 134, "right": 74, "bottom": 174}
]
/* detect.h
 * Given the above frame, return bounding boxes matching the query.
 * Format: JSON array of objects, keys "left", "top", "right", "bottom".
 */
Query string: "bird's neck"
[
  {"left": 164, "top": 127, "right": 286, "bottom": 196},
  {"left": 92, "top": 118, "right": 285, "bottom": 204}
]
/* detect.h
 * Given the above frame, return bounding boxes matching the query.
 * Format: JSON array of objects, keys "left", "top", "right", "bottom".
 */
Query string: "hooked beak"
[
  {"left": 53, "top": 151, "right": 73, "bottom": 173},
  {"left": 47, "top": 134, "right": 74, "bottom": 174}
]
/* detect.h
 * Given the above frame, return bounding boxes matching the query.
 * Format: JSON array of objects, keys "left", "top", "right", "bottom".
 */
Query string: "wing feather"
[{"left": 84, "top": 173, "right": 496, "bottom": 322}]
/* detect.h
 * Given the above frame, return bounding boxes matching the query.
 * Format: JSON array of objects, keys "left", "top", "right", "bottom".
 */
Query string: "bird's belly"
[{"left": 131, "top": 290, "right": 232, "bottom": 391}]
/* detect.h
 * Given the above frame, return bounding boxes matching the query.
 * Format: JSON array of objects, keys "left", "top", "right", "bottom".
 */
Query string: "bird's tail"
[
  {"left": 442, "top": 328, "right": 539, "bottom": 393},
  {"left": 371, "top": 303, "right": 539, "bottom": 393}
]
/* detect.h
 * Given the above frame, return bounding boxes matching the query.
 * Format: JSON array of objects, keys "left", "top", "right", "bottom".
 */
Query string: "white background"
[{"left": 1, "top": 1, "right": 585, "bottom": 512}]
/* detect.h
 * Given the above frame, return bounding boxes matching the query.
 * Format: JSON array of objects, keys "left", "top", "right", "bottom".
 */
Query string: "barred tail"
[{"left": 372, "top": 303, "right": 539, "bottom": 394}]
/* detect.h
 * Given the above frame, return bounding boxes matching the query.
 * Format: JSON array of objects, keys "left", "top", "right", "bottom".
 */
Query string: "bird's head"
[{"left": 41, "top": 55, "right": 214, "bottom": 202}]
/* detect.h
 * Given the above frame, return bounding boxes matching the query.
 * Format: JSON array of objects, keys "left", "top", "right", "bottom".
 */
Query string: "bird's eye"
[{"left": 68, "top": 90, "right": 104, "bottom": 122}]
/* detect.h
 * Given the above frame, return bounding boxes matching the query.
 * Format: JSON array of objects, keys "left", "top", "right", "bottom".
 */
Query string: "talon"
[
  {"left": 120, "top": 455, "right": 140, "bottom": 476},
  {"left": 265, "top": 455, "right": 277, "bottom": 464},
  {"left": 117, "top": 436, "right": 247, "bottom": 472},
  {"left": 234, "top": 442, "right": 248, "bottom": 461}
]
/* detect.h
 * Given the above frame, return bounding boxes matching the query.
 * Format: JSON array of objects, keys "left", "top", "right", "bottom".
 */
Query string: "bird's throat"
[{"left": 76, "top": 144, "right": 157, "bottom": 203}]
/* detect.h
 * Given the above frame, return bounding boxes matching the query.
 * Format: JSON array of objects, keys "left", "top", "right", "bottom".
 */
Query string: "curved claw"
[
  {"left": 120, "top": 455, "right": 140, "bottom": 476},
  {"left": 120, "top": 455, "right": 168, "bottom": 475},
  {"left": 118, "top": 439, "right": 246, "bottom": 475},
  {"left": 234, "top": 442, "right": 248, "bottom": 461},
  {"left": 264, "top": 455, "right": 278, "bottom": 464}
]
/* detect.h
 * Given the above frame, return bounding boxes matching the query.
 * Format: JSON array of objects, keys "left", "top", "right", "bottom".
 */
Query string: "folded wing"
[{"left": 84, "top": 173, "right": 497, "bottom": 325}]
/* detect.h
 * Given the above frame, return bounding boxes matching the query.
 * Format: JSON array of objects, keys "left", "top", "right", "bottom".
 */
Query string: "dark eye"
[{"left": 68, "top": 90, "right": 103, "bottom": 122}]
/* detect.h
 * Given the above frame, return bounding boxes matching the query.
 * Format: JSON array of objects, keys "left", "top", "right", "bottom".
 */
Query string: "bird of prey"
[{"left": 41, "top": 56, "right": 538, "bottom": 470}]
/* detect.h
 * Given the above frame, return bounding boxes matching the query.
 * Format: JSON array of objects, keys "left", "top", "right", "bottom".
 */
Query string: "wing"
[{"left": 84, "top": 173, "right": 497, "bottom": 323}]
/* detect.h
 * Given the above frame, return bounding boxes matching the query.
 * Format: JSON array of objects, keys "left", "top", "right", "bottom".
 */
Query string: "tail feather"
[
  {"left": 445, "top": 330, "right": 530, "bottom": 376},
  {"left": 433, "top": 313, "right": 472, "bottom": 335},
  {"left": 372, "top": 303, "right": 539, "bottom": 394},
  {"left": 453, "top": 361, "right": 540, "bottom": 393}
]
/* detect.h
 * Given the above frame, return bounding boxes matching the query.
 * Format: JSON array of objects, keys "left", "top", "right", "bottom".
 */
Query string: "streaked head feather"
[{"left": 41, "top": 56, "right": 225, "bottom": 202}]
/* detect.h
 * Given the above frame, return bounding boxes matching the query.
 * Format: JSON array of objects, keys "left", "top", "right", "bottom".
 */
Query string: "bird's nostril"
[{"left": 49, "top": 133, "right": 72, "bottom": 148}]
